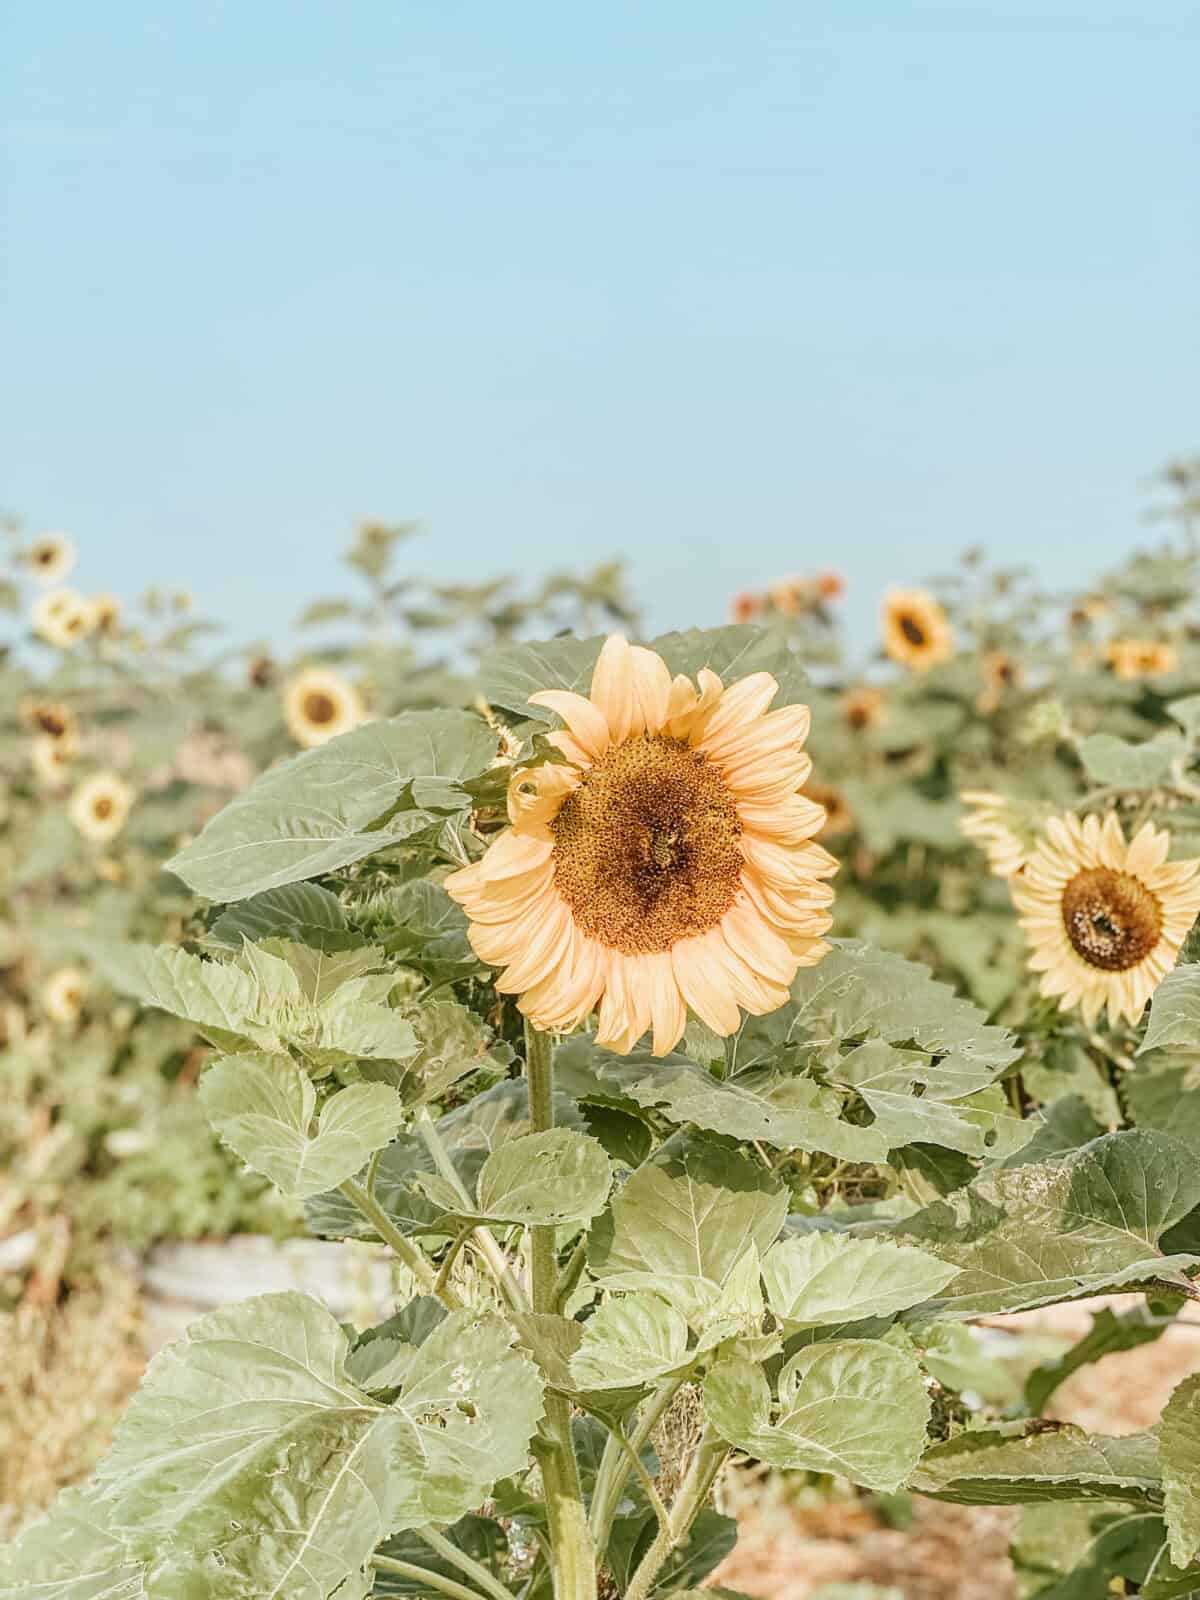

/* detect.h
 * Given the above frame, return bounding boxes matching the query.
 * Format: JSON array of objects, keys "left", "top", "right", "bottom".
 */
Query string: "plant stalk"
[
  {"left": 622, "top": 1424, "right": 730, "bottom": 1600},
  {"left": 371, "top": 1553, "right": 490, "bottom": 1600},
  {"left": 588, "top": 1376, "right": 684, "bottom": 1553},
  {"left": 524, "top": 1018, "right": 597, "bottom": 1600},
  {"left": 417, "top": 1527, "right": 520, "bottom": 1600},
  {"left": 415, "top": 1107, "right": 530, "bottom": 1310},
  {"left": 338, "top": 1177, "right": 461, "bottom": 1311}
]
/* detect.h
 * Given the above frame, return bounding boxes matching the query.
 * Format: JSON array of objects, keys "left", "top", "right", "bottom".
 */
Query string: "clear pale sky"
[{"left": 3, "top": 3, "right": 1197, "bottom": 649}]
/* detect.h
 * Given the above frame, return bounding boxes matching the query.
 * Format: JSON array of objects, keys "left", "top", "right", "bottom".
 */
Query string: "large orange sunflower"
[{"left": 446, "top": 635, "right": 836, "bottom": 1055}]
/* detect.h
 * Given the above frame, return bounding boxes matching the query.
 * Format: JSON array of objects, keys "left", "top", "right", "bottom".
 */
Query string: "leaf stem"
[
  {"left": 372, "top": 1552, "right": 491, "bottom": 1600},
  {"left": 622, "top": 1424, "right": 730, "bottom": 1600},
  {"left": 417, "top": 1528, "right": 520, "bottom": 1600},
  {"left": 337, "top": 1176, "right": 461, "bottom": 1311},
  {"left": 588, "top": 1376, "right": 683, "bottom": 1553},
  {"left": 524, "top": 1017, "right": 597, "bottom": 1600}
]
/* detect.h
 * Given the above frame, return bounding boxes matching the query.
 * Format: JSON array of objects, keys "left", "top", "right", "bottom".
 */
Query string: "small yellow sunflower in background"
[
  {"left": 959, "top": 790, "right": 1030, "bottom": 879},
  {"left": 283, "top": 666, "right": 365, "bottom": 747},
  {"left": 31, "top": 588, "right": 93, "bottom": 650},
  {"left": 1068, "top": 594, "right": 1110, "bottom": 629},
  {"left": 841, "top": 684, "right": 886, "bottom": 734},
  {"left": 248, "top": 653, "right": 275, "bottom": 688},
  {"left": 977, "top": 650, "right": 1024, "bottom": 713},
  {"left": 446, "top": 633, "right": 836, "bottom": 1056},
  {"left": 0, "top": 1001, "right": 27, "bottom": 1049},
  {"left": 728, "top": 591, "right": 765, "bottom": 623},
  {"left": 43, "top": 967, "right": 86, "bottom": 1027},
  {"left": 1011, "top": 811, "right": 1200, "bottom": 1024},
  {"left": 768, "top": 576, "right": 817, "bottom": 616},
  {"left": 803, "top": 779, "right": 854, "bottom": 840},
  {"left": 22, "top": 700, "right": 80, "bottom": 747},
  {"left": 882, "top": 588, "right": 954, "bottom": 672},
  {"left": 25, "top": 532, "right": 76, "bottom": 585},
  {"left": 88, "top": 593, "right": 122, "bottom": 634},
  {"left": 69, "top": 773, "right": 134, "bottom": 843},
  {"left": 815, "top": 570, "right": 845, "bottom": 601},
  {"left": 31, "top": 735, "right": 75, "bottom": 787},
  {"left": 1107, "top": 638, "right": 1177, "bottom": 681}
]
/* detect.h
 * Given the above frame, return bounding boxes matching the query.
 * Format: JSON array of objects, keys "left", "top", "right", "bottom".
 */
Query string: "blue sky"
[{"left": 3, "top": 2, "right": 1197, "bottom": 650}]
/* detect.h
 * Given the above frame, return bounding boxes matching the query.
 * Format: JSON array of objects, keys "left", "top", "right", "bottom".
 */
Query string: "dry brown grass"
[{"left": 0, "top": 1264, "right": 145, "bottom": 1538}]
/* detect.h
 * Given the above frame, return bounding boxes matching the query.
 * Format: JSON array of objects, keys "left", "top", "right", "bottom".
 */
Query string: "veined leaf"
[
  {"left": 474, "top": 1128, "right": 612, "bottom": 1227},
  {"left": 569, "top": 1293, "right": 691, "bottom": 1392},
  {"left": 761, "top": 1234, "right": 959, "bottom": 1331},
  {"left": 1160, "top": 1373, "right": 1200, "bottom": 1567},
  {"left": 207, "top": 883, "right": 354, "bottom": 952},
  {"left": 1078, "top": 733, "right": 1178, "bottom": 790},
  {"left": 199, "top": 1055, "right": 404, "bottom": 1199},
  {"left": 166, "top": 710, "right": 499, "bottom": 902},
  {"left": 92, "top": 1294, "right": 542, "bottom": 1598},
  {"left": 1141, "top": 967, "right": 1200, "bottom": 1055},
  {"left": 703, "top": 1340, "right": 930, "bottom": 1492},
  {"left": 588, "top": 1133, "right": 788, "bottom": 1328},
  {"left": 911, "top": 1424, "right": 1163, "bottom": 1506},
  {"left": 0, "top": 1487, "right": 148, "bottom": 1599},
  {"left": 883, "top": 1129, "right": 1200, "bottom": 1317}
]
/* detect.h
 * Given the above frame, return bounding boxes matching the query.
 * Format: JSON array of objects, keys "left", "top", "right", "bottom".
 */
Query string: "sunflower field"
[{"left": 3, "top": 460, "right": 1200, "bottom": 1600}]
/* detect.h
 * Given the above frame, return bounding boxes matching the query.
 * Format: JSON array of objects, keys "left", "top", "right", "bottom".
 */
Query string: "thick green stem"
[
  {"left": 417, "top": 1527, "right": 519, "bottom": 1600},
  {"left": 622, "top": 1424, "right": 730, "bottom": 1600},
  {"left": 524, "top": 1019, "right": 596, "bottom": 1600},
  {"left": 338, "top": 1177, "right": 461, "bottom": 1310},
  {"left": 371, "top": 1553, "right": 489, "bottom": 1600}
]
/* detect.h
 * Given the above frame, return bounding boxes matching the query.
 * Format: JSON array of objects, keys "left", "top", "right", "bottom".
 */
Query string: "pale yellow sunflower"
[
  {"left": 728, "top": 591, "right": 765, "bottom": 623},
  {"left": 69, "top": 773, "right": 134, "bottom": 843},
  {"left": 0, "top": 1001, "right": 27, "bottom": 1049},
  {"left": 31, "top": 588, "right": 93, "bottom": 649},
  {"left": 1011, "top": 811, "right": 1200, "bottom": 1024},
  {"left": 882, "top": 589, "right": 954, "bottom": 672},
  {"left": 768, "top": 576, "right": 817, "bottom": 616},
  {"left": 22, "top": 700, "right": 80, "bottom": 747},
  {"left": 803, "top": 779, "right": 853, "bottom": 840},
  {"left": 1108, "top": 639, "right": 1176, "bottom": 681},
  {"left": 88, "top": 593, "right": 123, "bottom": 634},
  {"left": 31, "top": 735, "right": 75, "bottom": 787},
  {"left": 841, "top": 685, "right": 886, "bottom": 734},
  {"left": 977, "top": 650, "right": 1023, "bottom": 713},
  {"left": 25, "top": 532, "right": 76, "bottom": 584},
  {"left": 445, "top": 634, "right": 836, "bottom": 1056},
  {"left": 283, "top": 667, "right": 365, "bottom": 747},
  {"left": 43, "top": 967, "right": 86, "bottom": 1026},
  {"left": 959, "top": 790, "right": 1030, "bottom": 879}
]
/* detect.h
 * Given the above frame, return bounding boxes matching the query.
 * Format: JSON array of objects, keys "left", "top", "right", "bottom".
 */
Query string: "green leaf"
[
  {"left": 93, "top": 1294, "right": 542, "bottom": 1598},
  {"left": 1161, "top": 1373, "right": 1200, "bottom": 1567},
  {"left": 1011, "top": 1503, "right": 1165, "bottom": 1600},
  {"left": 884, "top": 1129, "right": 1200, "bottom": 1317},
  {"left": 703, "top": 1340, "right": 930, "bottom": 1492},
  {"left": 199, "top": 1055, "right": 404, "bottom": 1198},
  {"left": 88, "top": 941, "right": 269, "bottom": 1053},
  {"left": 0, "top": 1487, "right": 148, "bottom": 1599},
  {"left": 1079, "top": 733, "right": 1178, "bottom": 789},
  {"left": 167, "top": 710, "right": 499, "bottom": 902},
  {"left": 649, "top": 623, "right": 809, "bottom": 709},
  {"left": 207, "top": 883, "right": 354, "bottom": 952},
  {"left": 1141, "top": 967, "right": 1200, "bottom": 1055},
  {"left": 372, "top": 1517, "right": 509, "bottom": 1596},
  {"left": 474, "top": 1128, "right": 612, "bottom": 1227},
  {"left": 1024, "top": 1298, "right": 1181, "bottom": 1414},
  {"left": 761, "top": 1234, "right": 959, "bottom": 1331},
  {"left": 588, "top": 1133, "right": 788, "bottom": 1328},
  {"left": 1168, "top": 695, "right": 1200, "bottom": 738},
  {"left": 373, "top": 880, "right": 481, "bottom": 983},
  {"left": 569, "top": 1293, "right": 691, "bottom": 1391},
  {"left": 911, "top": 1424, "right": 1163, "bottom": 1506}
]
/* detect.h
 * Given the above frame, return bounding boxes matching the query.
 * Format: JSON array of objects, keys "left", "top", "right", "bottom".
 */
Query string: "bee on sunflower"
[
  {"left": 882, "top": 588, "right": 953, "bottom": 672},
  {"left": 446, "top": 634, "right": 836, "bottom": 1055},
  {"left": 1107, "top": 639, "right": 1176, "bottom": 681},
  {"left": 25, "top": 532, "right": 76, "bottom": 584},
  {"left": 283, "top": 667, "right": 365, "bottom": 748},
  {"left": 1011, "top": 811, "right": 1200, "bottom": 1024},
  {"left": 31, "top": 589, "right": 93, "bottom": 650},
  {"left": 69, "top": 773, "right": 135, "bottom": 843}
]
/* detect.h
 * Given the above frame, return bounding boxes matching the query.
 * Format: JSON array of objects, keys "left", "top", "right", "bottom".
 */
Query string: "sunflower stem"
[{"left": 523, "top": 1018, "right": 597, "bottom": 1600}]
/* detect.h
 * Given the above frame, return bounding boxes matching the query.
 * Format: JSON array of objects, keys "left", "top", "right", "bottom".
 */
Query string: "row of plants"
[{"left": 2, "top": 458, "right": 1200, "bottom": 1597}]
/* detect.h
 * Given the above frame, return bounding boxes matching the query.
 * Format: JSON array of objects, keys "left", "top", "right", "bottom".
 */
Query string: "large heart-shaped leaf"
[
  {"left": 761, "top": 1234, "right": 959, "bottom": 1331},
  {"left": 474, "top": 1128, "right": 612, "bottom": 1227}
]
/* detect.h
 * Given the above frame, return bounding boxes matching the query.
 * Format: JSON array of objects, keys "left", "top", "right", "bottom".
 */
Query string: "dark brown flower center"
[
  {"left": 1061, "top": 866, "right": 1162, "bottom": 972},
  {"left": 303, "top": 691, "right": 338, "bottom": 725},
  {"left": 93, "top": 796, "right": 114, "bottom": 820},
  {"left": 37, "top": 709, "right": 68, "bottom": 737},
  {"left": 550, "top": 734, "right": 743, "bottom": 955},
  {"left": 899, "top": 614, "right": 927, "bottom": 646}
]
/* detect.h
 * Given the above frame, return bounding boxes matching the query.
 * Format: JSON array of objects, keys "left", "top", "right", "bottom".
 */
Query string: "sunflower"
[
  {"left": 88, "top": 593, "right": 122, "bottom": 634},
  {"left": 31, "top": 588, "right": 93, "bottom": 649},
  {"left": 1011, "top": 811, "right": 1200, "bottom": 1024},
  {"left": 283, "top": 667, "right": 365, "bottom": 747},
  {"left": 728, "top": 591, "right": 765, "bottom": 624},
  {"left": 815, "top": 570, "right": 845, "bottom": 601},
  {"left": 1068, "top": 594, "right": 1110, "bottom": 630},
  {"left": 445, "top": 634, "right": 836, "bottom": 1056},
  {"left": 1108, "top": 639, "right": 1176, "bottom": 681},
  {"left": 43, "top": 967, "right": 86, "bottom": 1027},
  {"left": 803, "top": 779, "right": 853, "bottom": 840},
  {"left": 22, "top": 700, "right": 79, "bottom": 746},
  {"left": 841, "top": 685, "right": 886, "bottom": 734},
  {"left": 768, "top": 576, "right": 817, "bottom": 616},
  {"left": 882, "top": 589, "right": 953, "bottom": 672},
  {"left": 248, "top": 653, "right": 275, "bottom": 688},
  {"left": 959, "top": 790, "right": 1030, "bottom": 879},
  {"left": 978, "top": 650, "right": 1023, "bottom": 713},
  {"left": 69, "top": 773, "right": 134, "bottom": 843},
  {"left": 31, "top": 735, "right": 75, "bottom": 786},
  {"left": 0, "top": 1002, "right": 27, "bottom": 1050},
  {"left": 25, "top": 532, "right": 76, "bottom": 584}
]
